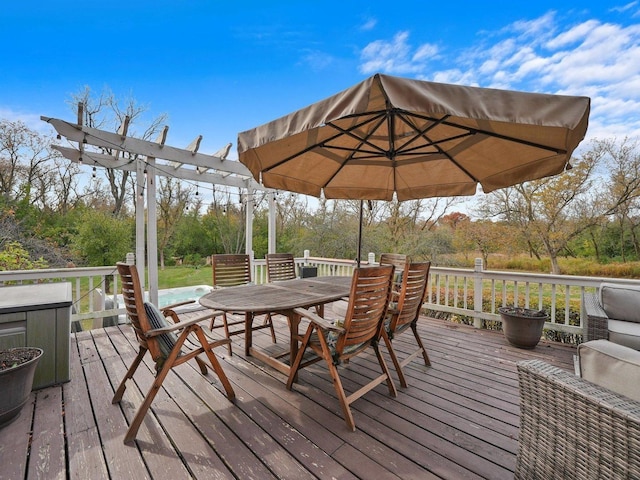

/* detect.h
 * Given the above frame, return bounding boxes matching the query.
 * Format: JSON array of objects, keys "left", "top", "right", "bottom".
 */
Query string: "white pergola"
[{"left": 41, "top": 109, "right": 278, "bottom": 304}]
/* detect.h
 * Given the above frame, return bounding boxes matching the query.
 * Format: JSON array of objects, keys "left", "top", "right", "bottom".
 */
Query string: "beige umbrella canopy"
[{"left": 238, "top": 73, "right": 590, "bottom": 202}]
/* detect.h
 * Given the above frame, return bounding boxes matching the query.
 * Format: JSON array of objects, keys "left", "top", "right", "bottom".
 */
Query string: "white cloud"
[
  {"left": 360, "top": 31, "right": 439, "bottom": 75},
  {"left": 0, "top": 108, "right": 53, "bottom": 136},
  {"left": 301, "top": 51, "right": 334, "bottom": 71},
  {"left": 360, "top": 17, "right": 377, "bottom": 31},
  {"left": 358, "top": 12, "right": 640, "bottom": 142}
]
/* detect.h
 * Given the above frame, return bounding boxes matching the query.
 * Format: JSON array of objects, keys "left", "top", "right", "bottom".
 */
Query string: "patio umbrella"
[{"left": 238, "top": 73, "right": 590, "bottom": 264}]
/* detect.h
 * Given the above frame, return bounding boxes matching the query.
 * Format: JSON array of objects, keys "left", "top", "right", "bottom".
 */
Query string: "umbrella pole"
[{"left": 357, "top": 200, "right": 363, "bottom": 268}]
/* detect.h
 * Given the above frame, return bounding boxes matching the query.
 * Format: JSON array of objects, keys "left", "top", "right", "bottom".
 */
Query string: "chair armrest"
[
  {"left": 582, "top": 290, "right": 609, "bottom": 341},
  {"left": 162, "top": 308, "right": 223, "bottom": 324},
  {"left": 160, "top": 299, "right": 196, "bottom": 311},
  {"left": 145, "top": 316, "right": 204, "bottom": 337},
  {"left": 145, "top": 311, "right": 223, "bottom": 338},
  {"left": 516, "top": 359, "right": 640, "bottom": 479},
  {"left": 293, "top": 307, "right": 344, "bottom": 333}
]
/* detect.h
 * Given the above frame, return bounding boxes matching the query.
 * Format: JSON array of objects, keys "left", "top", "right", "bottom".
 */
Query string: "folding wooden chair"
[
  {"left": 267, "top": 253, "right": 324, "bottom": 317},
  {"left": 382, "top": 262, "right": 431, "bottom": 387},
  {"left": 112, "top": 262, "right": 235, "bottom": 443},
  {"left": 380, "top": 253, "right": 409, "bottom": 300},
  {"left": 211, "top": 254, "right": 276, "bottom": 354},
  {"left": 286, "top": 265, "right": 396, "bottom": 431},
  {"left": 266, "top": 253, "right": 297, "bottom": 281}
]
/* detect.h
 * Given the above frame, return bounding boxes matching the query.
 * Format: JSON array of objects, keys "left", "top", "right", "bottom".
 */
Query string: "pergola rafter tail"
[{"left": 41, "top": 114, "right": 278, "bottom": 305}]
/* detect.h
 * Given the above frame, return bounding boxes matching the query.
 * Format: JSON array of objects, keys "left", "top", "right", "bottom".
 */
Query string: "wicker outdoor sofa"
[
  {"left": 583, "top": 283, "right": 640, "bottom": 349},
  {"left": 516, "top": 360, "right": 640, "bottom": 479}
]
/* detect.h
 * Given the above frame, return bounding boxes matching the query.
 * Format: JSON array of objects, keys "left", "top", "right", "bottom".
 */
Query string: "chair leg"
[
  {"left": 194, "top": 328, "right": 235, "bottom": 400},
  {"left": 210, "top": 313, "right": 233, "bottom": 355},
  {"left": 286, "top": 324, "right": 313, "bottom": 390},
  {"left": 265, "top": 313, "right": 277, "bottom": 343},
  {"left": 112, "top": 347, "right": 147, "bottom": 403},
  {"left": 382, "top": 331, "right": 408, "bottom": 388},
  {"left": 194, "top": 355, "right": 208, "bottom": 375},
  {"left": 123, "top": 352, "right": 175, "bottom": 443},
  {"left": 373, "top": 343, "right": 398, "bottom": 397},
  {"left": 411, "top": 323, "right": 431, "bottom": 366},
  {"left": 325, "top": 355, "right": 356, "bottom": 431}
]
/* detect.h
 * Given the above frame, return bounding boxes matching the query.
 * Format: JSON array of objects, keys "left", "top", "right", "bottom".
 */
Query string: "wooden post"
[{"left": 473, "top": 258, "right": 484, "bottom": 329}]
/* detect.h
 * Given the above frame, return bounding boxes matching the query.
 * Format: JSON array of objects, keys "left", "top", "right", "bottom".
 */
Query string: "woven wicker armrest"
[
  {"left": 516, "top": 359, "right": 640, "bottom": 480},
  {"left": 582, "top": 290, "right": 609, "bottom": 341}
]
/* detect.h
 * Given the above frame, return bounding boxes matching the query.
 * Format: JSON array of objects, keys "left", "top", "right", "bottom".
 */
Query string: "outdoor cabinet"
[
  {"left": 0, "top": 282, "right": 72, "bottom": 389},
  {"left": 299, "top": 266, "right": 318, "bottom": 278}
]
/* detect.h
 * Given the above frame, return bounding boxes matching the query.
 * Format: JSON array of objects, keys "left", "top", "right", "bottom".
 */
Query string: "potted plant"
[
  {"left": 498, "top": 306, "right": 549, "bottom": 349},
  {"left": 0, "top": 347, "right": 43, "bottom": 428}
]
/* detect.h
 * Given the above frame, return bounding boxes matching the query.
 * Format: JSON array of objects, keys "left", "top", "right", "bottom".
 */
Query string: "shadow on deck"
[{"left": 0, "top": 313, "right": 576, "bottom": 479}]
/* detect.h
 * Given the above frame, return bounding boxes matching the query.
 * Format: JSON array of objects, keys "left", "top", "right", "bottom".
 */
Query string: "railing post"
[
  {"left": 304, "top": 249, "right": 310, "bottom": 265},
  {"left": 125, "top": 252, "right": 135, "bottom": 265},
  {"left": 368, "top": 252, "right": 376, "bottom": 265},
  {"left": 473, "top": 258, "right": 484, "bottom": 329}
]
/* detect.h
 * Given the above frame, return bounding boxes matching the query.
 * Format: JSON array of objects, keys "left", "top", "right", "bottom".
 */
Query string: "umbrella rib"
[
  {"left": 260, "top": 112, "right": 388, "bottom": 174},
  {"left": 406, "top": 111, "right": 567, "bottom": 155},
  {"left": 321, "top": 113, "right": 389, "bottom": 189},
  {"left": 326, "top": 113, "right": 388, "bottom": 156}
]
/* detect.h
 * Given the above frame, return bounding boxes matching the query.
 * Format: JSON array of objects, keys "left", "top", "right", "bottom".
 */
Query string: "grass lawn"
[{"left": 156, "top": 266, "right": 213, "bottom": 289}]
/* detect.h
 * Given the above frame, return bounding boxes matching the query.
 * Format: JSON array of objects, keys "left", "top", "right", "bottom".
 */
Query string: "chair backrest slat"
[
  {"left": 339, "top": 266, "right": 394, "bottom": 352},
  {"left": 380, "top": 253, "right": 409, "bottom": 271},
  {"left": 212, "top": 254, "right": 252, "bottom": 287},
  {"left": 117, "top": 262, "right": 162, "bottom": 360},
  {"left": 266, "top": 253, "right": 297, "bottom": 282},
  {"left": 392, "top": 262, "right": 431, "bottom": 330}
]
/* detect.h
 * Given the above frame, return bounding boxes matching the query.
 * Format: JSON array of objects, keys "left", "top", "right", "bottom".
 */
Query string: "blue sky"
[{"left": 1, "top": 1, "right": 639, "bottom": 162}]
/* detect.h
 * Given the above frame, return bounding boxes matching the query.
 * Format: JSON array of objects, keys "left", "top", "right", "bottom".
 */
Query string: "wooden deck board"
[{"left": 0, "top": 313, "right": 578, "bottom": 480}]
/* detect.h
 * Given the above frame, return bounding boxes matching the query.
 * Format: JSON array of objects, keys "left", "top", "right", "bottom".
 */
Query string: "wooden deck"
[{"left": 0, "top": 312, "right": 576, "bottom": 480}]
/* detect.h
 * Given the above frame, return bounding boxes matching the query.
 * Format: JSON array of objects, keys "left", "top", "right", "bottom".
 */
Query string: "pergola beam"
[
  {"left": 42, "top": 117, "right": 257, "bottom": 180},
  {"left": 52, "top": 145, "right": 257, "bottom": 190}
]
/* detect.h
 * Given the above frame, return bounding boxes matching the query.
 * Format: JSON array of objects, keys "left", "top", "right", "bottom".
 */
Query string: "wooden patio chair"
[
  {"left": 380, "top": 253, "right": 410, "bottom": 300},
  {"left": 211, "top": 254, "right": 276, "bottom": 354},
  {"left": 286, "top": 265, "right": 397, "bottom": 431},
  {"left": 266, "top": 253, "right": 297, "bottom": 281},
  {"left": 267, "top": 253, "right": 323, "bottom": 315},
  {"left": 112, "top": 262, "right": 235, "bottom": 443},
  {"left": 381, "top": 261, "right": 431, "bottom": 388}
]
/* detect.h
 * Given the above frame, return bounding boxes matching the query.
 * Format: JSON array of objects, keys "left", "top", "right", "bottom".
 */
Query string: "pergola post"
[
  {"left": 135, "top": 160, "right": 146, "bottom": 291},
  {"left": 268, "top": 192, "right": 276, "bottom": 254},
  {"left": 245, "top": 189, "right": 254, "bottom": 258},
  {"left": 146, "top": 158, "right": 159, "bottom": 305}
]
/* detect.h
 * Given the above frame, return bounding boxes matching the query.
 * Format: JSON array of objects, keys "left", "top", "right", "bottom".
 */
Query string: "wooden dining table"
[{"left": 199, "top": 275, "right": 353, "bottom": 378}]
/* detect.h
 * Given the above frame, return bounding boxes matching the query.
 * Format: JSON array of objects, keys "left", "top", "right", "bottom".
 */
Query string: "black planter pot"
[
  {"left": 0, "top": 347, "right": 43, "bottom": 428},
  {"left": 498, "top": 307, "right": 549, "bottom": 349}
]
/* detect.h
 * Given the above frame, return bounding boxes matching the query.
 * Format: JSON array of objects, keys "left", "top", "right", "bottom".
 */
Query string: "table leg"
[
  {"left": 288, "top": 309, "right": 302, "bottom": 383},
  {"left": 245, "top": 312, "right": 253, "bottom": 357}
]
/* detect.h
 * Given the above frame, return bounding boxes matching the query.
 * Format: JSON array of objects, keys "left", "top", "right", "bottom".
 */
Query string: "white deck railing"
[{"left": 3, "top": 255, "right": 640, "bottom": 341}]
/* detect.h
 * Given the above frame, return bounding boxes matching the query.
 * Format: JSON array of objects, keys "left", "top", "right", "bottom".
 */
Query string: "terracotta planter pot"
[
  {"left": 0, "top": 347, "right": 43, "bottom": 428},
  {"left": 498, "top": 307, "right": 549, "bottom": 349}
]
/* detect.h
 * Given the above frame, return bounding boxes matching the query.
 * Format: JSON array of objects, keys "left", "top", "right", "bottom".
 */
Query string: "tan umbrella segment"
[{"left": 237, "top": 73, "right": 590, "bottom": 201}]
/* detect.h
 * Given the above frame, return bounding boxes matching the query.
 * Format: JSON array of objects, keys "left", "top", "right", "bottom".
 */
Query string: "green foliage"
[
  {"left": 72, "top": 211, "right": 133, "bottom": 266},
  {"left": 0, "top": 241, "right": 48, "bottom": 271}
]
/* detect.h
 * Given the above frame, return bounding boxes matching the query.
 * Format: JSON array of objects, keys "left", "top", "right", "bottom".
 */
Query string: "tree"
[
  {"left": 73, "top": 211, "right": 132, "bottom": 270},
  {"left": 600, "top": 138, "right": 640, "bottom": 260},
  {"left": 477, "top": 152, "right": 601, "bottom": 274},
  {"left": 157, "top": 177, "right": 192, "bottom": 269},
  {"left": 69, "top": 87, "right": 168, "bottom": 217},
  {"left": 0, "top": 119, "right": 58, "bottom": 207},
  {"left": 0, "top": 241, "right": 48, "bottom": 271}
]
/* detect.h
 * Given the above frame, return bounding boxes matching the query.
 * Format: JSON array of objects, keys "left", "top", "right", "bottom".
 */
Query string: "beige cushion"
[
  {"left": 578, "top": 339, "right": 640, "bottom": 402},
  {"left": 600, "top": 283, "right": 640, "bottom": 323}
]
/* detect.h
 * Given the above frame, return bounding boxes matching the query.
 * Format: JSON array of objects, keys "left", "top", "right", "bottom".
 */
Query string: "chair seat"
[{"left": 310, "top": 330, "right": 367, "bottom": 359}]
